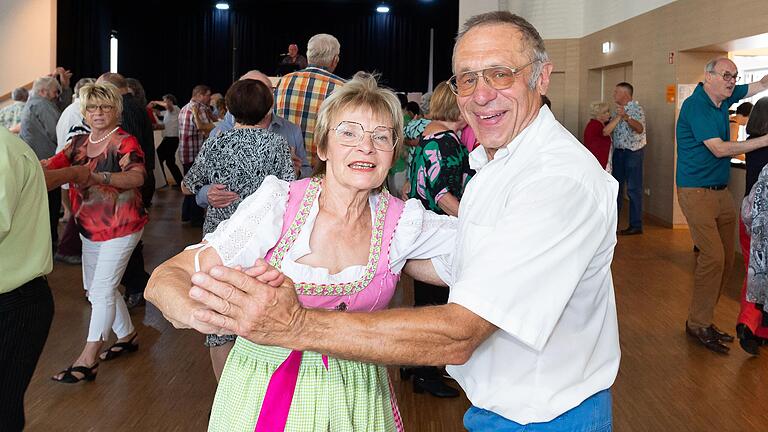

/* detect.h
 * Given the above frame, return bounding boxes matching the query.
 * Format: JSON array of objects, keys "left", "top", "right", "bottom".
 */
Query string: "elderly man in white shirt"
[{"left": 182, "top": 11, "right": 620, "bottom": 431}]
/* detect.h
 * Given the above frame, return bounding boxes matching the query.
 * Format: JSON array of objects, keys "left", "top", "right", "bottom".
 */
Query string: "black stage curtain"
[
  {"left": 56, "top": 0, "right": 111, "bottom": 82},
  {"left": 57, "top": 0, "right": 458, "bottom": 103}
]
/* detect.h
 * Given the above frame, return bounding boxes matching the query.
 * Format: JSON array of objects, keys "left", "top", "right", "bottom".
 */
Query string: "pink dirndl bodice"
[{"left": 255, "top": 176, "right": 406, "bottom": 432}]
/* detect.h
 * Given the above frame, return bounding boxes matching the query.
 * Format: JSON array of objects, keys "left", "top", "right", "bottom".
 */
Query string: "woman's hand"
[{"left": 188, "top": 259, "right": 304, "bottom": 345}]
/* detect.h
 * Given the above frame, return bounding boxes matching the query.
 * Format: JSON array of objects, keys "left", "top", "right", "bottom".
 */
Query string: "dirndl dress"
[{"left": 208, "top": 176, "right": 407, "bottom": 432}]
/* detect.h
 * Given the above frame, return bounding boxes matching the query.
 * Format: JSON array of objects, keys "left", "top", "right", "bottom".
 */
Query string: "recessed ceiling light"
[
  {"left": 215, "top": 3, "right": 230, "bottom": 10},
  {"left": 376, "top": 5, "right": 390, "bottom": 13}
]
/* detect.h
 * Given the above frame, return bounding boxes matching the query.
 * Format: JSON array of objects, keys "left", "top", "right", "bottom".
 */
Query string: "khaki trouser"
[{"left": 677, "top": 187, "right": 737, "bottom": 329}]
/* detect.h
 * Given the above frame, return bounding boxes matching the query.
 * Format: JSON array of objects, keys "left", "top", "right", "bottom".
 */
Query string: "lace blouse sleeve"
[
  {"left": 389, "top": 198, "right": 457, "bottom": 276},
  {"left": 201, "top": 175, "right": 289, "bottom": 267}
]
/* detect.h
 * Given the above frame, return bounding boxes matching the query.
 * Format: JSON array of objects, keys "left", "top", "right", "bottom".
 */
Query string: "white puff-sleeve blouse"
[{"left": 193, "top": 176, "right": 456, "bottom": 284}]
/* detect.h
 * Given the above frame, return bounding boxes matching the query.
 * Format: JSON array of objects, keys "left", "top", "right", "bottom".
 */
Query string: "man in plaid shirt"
[
  {"left": 275, "top": 33, "right": 345, "bottom": 167},
  {"left": 179, "top": 84, "right": 214, "bottom": 225}
]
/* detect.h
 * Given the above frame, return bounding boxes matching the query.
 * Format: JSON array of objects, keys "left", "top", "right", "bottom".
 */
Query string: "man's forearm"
[
  {"left": 714, "top": 135, "right": 768, "bottom": 157},
  {"left": 627, "top": 118, "right": 644, "bottom": 134},
  {"left": 747, "top": 80, "right": 768, "bottom": 98},
  {"left": 43, "top": 166, "right": 79, "bottom": 190},
  {"left": 282, "top": 303, "right": 490, "bottom": 366}
]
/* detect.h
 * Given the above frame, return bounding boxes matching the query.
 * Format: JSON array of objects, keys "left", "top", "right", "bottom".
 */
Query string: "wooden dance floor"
[{"left": 23, "top": 188, "right": 768, "bottom": 431}]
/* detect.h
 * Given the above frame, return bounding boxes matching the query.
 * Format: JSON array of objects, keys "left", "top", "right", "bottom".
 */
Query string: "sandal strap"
[{"left": 54, "top": 364, "right": 98, "bottom": 383}]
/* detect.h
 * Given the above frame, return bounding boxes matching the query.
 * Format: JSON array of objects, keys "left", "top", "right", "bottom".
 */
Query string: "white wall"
[
  {"left": 0, "top": 0, "right": 56, "bottom": 96},
  {"left": 458, "top": 0, "right": 506, "bottom": 29},
  {"left": 460, "top": 0, "right": 678, "bottom": 39},
  {"left": 506, "top": 0, "right": 585, "bottom": 39}
]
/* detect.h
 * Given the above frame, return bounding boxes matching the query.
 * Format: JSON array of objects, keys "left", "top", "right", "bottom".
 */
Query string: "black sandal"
[
  {"left": 52, "top": 363, "right": 98, "bottom": 383},
  {"left": 100, "top": 333, "right": 139, "bottom": 361}
]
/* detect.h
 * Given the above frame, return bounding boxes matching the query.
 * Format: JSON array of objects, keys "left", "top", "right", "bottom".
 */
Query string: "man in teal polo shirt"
[{"left": 676, "top": 57, "right": 768, "bottom": 354}]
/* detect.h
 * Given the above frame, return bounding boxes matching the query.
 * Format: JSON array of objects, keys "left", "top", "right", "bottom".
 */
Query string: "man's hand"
[
  {"left": 616, "top": 105, "right": 626, "bottom": 120},
  {"left": 207, "top": 184, "right": 239, "bottom": 208},
  {"left": 188, "top": 259, "right": 304, "bottom": 345},
  {"left": 290, "top": 148, "right": 302, "bottom": 176},
  {"left": 71, "top": 165, "right": 92, "bottom": 185},
  {"left": 56, "top": 67, "right": 73, "bottom": 88}
]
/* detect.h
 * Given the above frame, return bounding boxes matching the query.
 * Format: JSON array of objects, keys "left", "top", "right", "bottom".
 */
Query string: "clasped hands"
[{"left": 187, "top": 259, "right": 304, "bottom": 346}]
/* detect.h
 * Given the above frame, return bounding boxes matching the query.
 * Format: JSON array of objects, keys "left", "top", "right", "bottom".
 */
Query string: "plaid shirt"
[
  {"left": 179, "top": 100, "right": 213, "bottom": 164},
  {"left": 275, "top": 66, "right": 345, "bottom": 166},
  {"left": 0, "top": 101, "right": 25, "bottom": 129}
]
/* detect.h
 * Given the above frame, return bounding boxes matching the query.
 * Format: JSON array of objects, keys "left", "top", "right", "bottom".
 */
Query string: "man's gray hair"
[
  {"left": 306, "top": 34, "right": 340, "bottom": 67},
  {"left": 32, "top": 76, "right": 61, "bottom": 95},
  {"left": 705, "top": 58, "right": 731, "bottom": 74},
  {"left": 11, "top": 87, "right": 28, "bottom": 102},
  {"left": 454, "top": 11, "right": 549, "bottom": 90},
  {"left": 74, "top": 78, "right": 96, "bottom": 96}
]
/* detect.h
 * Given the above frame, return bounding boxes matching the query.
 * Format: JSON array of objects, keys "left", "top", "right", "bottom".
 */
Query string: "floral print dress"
[{"left": 406, "top": 129, "right": 474, "bottom": 214}]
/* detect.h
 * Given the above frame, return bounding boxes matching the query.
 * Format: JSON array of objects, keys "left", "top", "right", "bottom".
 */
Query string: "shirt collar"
[{"left": 694, "top": 82, "right": 720, "bottom": 109}]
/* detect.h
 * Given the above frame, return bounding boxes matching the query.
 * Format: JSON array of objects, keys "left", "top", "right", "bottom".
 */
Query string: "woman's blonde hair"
[
  {"left": 589, "top": 101, "right": 610, "bottom": 119},
  {"left": 429, "top": 81, "right": 461, "bottom": 122},
  {"left": 79, "top": 82, "right": 123, "bottom": 120},
  {"left": 313, "top": 72, "right": 404, "bottom": 184}
]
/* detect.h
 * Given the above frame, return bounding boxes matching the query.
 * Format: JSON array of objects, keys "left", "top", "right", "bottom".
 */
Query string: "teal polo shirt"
[{"left": 676, "top": 83, "right": 748, "bottom": 187}]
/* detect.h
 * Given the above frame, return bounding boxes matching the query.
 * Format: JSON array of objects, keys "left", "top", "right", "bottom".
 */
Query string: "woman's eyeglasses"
[
  {"left": 331, "top": 121, "right": 397, "bottom": 151},
  {"left": 85, "top": 104, "right": 115, "bottom": 113}
]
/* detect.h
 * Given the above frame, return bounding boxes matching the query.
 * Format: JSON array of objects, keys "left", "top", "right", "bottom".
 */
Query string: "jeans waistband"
[{"left": 702, "top": 185, "right": 728, "bottom": 191}]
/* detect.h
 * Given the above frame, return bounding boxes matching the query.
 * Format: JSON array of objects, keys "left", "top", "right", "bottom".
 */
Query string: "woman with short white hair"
[{"left": 583, "top": 101, "right": 619, "bottom": 170}]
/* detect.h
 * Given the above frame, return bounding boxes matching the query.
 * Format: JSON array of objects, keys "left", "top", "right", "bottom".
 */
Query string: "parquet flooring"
[{"left": 21, "top": 188, "right": 767, "bottom": 431}]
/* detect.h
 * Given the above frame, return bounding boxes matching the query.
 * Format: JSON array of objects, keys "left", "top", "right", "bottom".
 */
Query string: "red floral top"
[{"left": 45, "top": 129, "right": 149, "bottom": 241}]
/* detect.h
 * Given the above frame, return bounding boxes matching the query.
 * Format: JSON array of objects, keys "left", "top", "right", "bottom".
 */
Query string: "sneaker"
[{"left": 54, "top": 253, "right": 82, "bottom": 265}]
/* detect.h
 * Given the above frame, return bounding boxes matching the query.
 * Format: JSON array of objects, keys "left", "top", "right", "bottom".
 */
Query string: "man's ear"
[{"left": 536, "top": 62, "right": 554, "bottom": 96}]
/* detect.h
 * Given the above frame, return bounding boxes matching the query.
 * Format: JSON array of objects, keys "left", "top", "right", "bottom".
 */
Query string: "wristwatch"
[{"left": 102, "top": 172, "right": 112, "bottom": 185}]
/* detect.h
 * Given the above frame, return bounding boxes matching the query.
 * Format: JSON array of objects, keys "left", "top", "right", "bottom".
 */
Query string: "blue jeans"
[
  {"left": 612, "top": 148, "right": 644, "bottom": 229},
  {"left": 463, "top": 389, "right": 612, "bottom": 432}
]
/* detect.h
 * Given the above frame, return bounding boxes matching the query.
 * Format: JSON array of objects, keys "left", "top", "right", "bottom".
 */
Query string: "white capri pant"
[{"left": 80, "top": 229, "right": 143, "bottom": 342}]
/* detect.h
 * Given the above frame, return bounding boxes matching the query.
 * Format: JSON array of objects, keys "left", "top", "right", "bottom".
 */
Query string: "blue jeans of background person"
[
  {"left": 464, "top": 389, "right": 612, "bottom": 432},
  {"left": 612, "top": 147, "right": 644, "bottom": 229}
]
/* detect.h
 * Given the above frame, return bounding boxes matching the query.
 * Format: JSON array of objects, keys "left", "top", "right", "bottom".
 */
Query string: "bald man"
[{"left": 676, "top": 57, "right": 768, "bottom": 354}]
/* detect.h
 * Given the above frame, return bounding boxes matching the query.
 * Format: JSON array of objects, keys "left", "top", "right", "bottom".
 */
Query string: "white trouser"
[{"left": 80, "top": 230, "right": 143, "bottom": 342}]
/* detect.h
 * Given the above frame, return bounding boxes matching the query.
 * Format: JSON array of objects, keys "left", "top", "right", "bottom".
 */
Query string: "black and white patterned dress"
[
  {"left": 183, "top": 127, "right": 296, "bottom": 236},
  {"left": 183, "top": 127, "right": 296, "bottom": 347}
]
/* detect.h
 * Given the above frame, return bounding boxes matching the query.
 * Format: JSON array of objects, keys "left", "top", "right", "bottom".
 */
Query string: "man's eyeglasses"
[
  {"left": 331, "top": 121, "right": 397, "bottom": 151},
  {"left": 710, "top": 70, "right": 741, "bottom": 83},
  {"left": 448, "top": 61, "right": 539, "bottom": 96},
  {"left": 85, "top": 104, "right": 115, "bottom": 113}
]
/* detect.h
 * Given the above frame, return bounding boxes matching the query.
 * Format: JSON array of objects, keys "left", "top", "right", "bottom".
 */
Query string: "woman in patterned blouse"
[
  {"left": 181, "top": 79, "right": 296, "bottom": 380},
  {"left": 44, "top": 83, "right": 148, "bottom": 383}
]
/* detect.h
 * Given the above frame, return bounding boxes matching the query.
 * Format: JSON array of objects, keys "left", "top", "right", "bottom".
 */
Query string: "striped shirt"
[
  {"left": 274, "top": 66, "right": 345, "bottom": 166},
  {"left": 179, "top": 100, "right": 214, "bottom": 164}
]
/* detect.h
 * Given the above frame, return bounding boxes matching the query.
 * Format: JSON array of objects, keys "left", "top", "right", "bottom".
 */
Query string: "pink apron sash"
[{"left": 253, "top": 351, "right": 329, "bottom": 432}]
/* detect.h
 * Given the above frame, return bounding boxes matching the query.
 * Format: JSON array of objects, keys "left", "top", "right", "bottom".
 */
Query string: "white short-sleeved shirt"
[
  {"left": 197, "top": 176, "right": 457, "bottom": 285},
  {"left": 438, "top": 106, "right": 620, "bottom": 424},
  {"left": 161, "top": 107, "right": 180, "bottom": 138},
  {"left": 55, "top": 100, "right": 86, "bottom": 191}
]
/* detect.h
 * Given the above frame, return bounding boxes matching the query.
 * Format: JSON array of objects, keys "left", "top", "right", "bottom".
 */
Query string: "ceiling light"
[
  {"left": 376, "top": 5, "right": 390, "bottom": 13},
  {"left": 215, "top": 3, "right": 230, "bottom": 10},
  {"left": 602, "top": 41, "right": 612, "bottom": 54}
]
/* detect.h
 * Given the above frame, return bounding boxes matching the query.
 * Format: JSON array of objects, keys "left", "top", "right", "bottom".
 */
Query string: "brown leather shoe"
[
  {"left": 709, "top": 324, "right": 734, "bottom": 343},
  {"left": 686, "top": 322, "right": 730, "bottom": 354}
]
